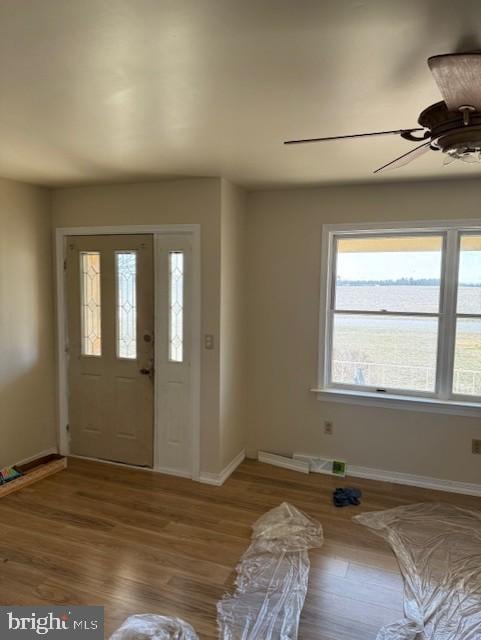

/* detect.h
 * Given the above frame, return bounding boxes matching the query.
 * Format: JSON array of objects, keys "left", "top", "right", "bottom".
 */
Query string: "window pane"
[
  {"left": 453, "top": 318, "right": 481, "bottom": 396},
  {"left": 80, "top": 252, "right": 101, "bottom": 356},
  {"left": 457, "top": 235, "right": 481, "bottom": 314},
  {"left": 332, "top": 314, "right": 438, "bottom": 392},
  {"left": 116, "top": 252, "right": 137, "bottom": 359},
  {"left": 335, "top": 235, "right": 443, "bottom": 313},
  {"left": 169, "top": 251, "right": 184, "bottom": 362}
]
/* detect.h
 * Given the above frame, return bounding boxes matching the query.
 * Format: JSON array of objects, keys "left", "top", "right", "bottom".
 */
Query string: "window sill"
[{"left": 311, "top": 388, "right": 481, "bottom": 417}]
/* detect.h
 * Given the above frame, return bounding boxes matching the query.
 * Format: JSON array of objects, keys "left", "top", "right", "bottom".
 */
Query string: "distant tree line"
[{"left": 337, "top": 277, "right": 481, "bottom": 286}]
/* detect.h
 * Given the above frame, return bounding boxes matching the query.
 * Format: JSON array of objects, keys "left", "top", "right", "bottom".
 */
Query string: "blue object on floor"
[{"left": 333, "top": 487, "right": 362, "bottom": 507}]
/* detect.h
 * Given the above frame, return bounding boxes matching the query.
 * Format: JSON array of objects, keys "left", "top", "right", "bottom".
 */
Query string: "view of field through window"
[{"left": 332, "top": 234, "right": 481, "bottom": 396}]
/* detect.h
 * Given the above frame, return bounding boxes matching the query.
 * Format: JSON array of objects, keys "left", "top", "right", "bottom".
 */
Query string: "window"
[
  {"left": 453, "top": 235, "right": 481, "bottom": 396},
  {"left": 80, "top": 251, "right": 101, "bottom": 356},
  {"left": 318, "top": 222, "right": 481, "bottom": 409},
  {"left": 169, "top": 251, "right": 184, "bottom": 362},
  {"left": 116, "top": 251, "right": 137, "bottom": 359}
]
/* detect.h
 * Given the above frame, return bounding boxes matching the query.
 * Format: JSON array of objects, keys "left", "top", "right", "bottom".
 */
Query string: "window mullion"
[
  {"left": 331, "top": 309, "right": 439, "bottom": 317},
  {"left": 437, "top": 229, "right": 459, "bottom": 399}
]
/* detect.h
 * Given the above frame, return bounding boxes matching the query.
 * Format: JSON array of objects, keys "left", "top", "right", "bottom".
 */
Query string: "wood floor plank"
[{"left": 0, "top": 456, "right": 479, "bottom": 638}]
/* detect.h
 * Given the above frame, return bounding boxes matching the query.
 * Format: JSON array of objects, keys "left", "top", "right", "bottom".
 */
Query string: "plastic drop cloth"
[
  {"left": 355, "top": 502, "right": 481, "bottom": 640},
  {"left": 109, "top": 614, "right": 199, "bottom": 640},
  {"left": 217, "top": 502, "right": 323, "bottom": 640}
]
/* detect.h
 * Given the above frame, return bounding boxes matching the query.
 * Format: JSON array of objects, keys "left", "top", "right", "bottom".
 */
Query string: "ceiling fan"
[{"left": 284, "top": 52, "right": 481, "bottom": 173}]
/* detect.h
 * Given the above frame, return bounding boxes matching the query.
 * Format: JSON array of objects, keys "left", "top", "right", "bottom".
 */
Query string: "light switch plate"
[{"left": 204, "top": 334, "right": 214, "bottom": 350}]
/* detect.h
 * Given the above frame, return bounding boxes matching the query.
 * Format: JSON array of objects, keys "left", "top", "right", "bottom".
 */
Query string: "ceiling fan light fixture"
[{"left": 445, "top": 143, "right": 481, "bottom": 163}]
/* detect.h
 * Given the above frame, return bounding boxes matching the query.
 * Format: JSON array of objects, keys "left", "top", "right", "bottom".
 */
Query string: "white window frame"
[{"left": 313, "top": 219, "right": 481, "bottom": 417}]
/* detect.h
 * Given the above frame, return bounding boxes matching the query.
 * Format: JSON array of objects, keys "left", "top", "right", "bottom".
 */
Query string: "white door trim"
[{"left": 55, "top": 224, "right": 201, "bottom": 481}]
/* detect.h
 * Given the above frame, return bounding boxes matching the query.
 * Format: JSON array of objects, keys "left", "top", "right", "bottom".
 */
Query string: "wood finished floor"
[{"left": 1, "top": 457, "right": 480, "bottom": 639}]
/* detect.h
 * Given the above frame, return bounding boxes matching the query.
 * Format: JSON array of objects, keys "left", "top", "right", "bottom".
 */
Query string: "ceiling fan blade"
[
  {"left": 374, "top": 141, "right": 432, "bottom": 174},
  {"left": 428, "top": 53, "right": 481, "bottom": 111},
  {"left": 284, "top": 128, "right": 424, "bottom": 145}
]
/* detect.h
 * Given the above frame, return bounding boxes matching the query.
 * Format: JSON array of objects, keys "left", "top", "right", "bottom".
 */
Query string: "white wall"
[
  {"left": 246, "top": 179, "right": 481, "bottom": 485},
  {"left": 220, "top": 179, "right": 247, "bottom": 469},
  {"left": 51, "top": 178, "right": 222, "bottom": 475},
  {"left": 0, "top": 177, "right": 56, "bottom": 467},
  {"left": 44, "top": 173, "right": 481, "bottom": 486}
]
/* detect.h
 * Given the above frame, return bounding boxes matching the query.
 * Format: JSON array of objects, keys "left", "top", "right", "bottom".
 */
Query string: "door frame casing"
[{"left": 55, "top": 224, "right": 201, "bottom": 481}]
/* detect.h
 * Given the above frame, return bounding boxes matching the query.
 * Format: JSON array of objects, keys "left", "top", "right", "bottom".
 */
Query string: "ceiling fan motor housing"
[{"left": 419, "top": 101, "right": 481, "bottom": 153}]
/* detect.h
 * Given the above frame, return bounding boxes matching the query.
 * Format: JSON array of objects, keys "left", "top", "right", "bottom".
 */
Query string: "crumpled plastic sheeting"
[
  {"left": 109, "top": 614, "right": 199, "bottom": 640},
  {"left": 355, "top": 502, "right": 481, "bottom": 640},
  {"left": 217, "top": 502, "right": 323, "bottom": 640}
]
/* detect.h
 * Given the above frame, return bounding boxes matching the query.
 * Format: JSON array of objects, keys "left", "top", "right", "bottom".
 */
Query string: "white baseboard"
[
  {"left": 16, "top": 449, "right": 479, "bottom": 497},
  {"left": 71, "top": 451, "right": 245, "bottom": 487},
  {"left": 347, "top": 464, "right": 481, "bottom": 497},
  {"left": 258, "top": 450, "right": 310, "bottom": 474},
  {"left": 154, "top": 465, "right": 192, "bottom": 480},
  {"left": 294, "top": 452, "right": 347, "bottom": 477},
  {"left": 256, "top": 448, "right": 481, "bottom": 498},
  {"left": 9, "top": 448, "right": 58, "bottom": 469},
  {"left": 199, "top": 449, "right": 246, "bottom": 486}
]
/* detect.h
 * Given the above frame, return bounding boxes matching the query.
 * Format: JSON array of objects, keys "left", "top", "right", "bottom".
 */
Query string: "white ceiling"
[{"left": 2, "top": 0, "right": 481, "bottom": 187}]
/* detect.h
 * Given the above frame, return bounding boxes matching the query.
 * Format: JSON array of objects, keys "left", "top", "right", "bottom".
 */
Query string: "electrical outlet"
[
  {"left": 472, "top": 439, "right": 481, "bottom": 455},
  {"left": 324, "top": 421, "right": 333, "bottom": 435}
]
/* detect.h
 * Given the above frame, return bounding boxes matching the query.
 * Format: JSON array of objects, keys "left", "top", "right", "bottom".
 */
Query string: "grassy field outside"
[{"left": 332, "top": 286, "right": 481, "bottom": 395}]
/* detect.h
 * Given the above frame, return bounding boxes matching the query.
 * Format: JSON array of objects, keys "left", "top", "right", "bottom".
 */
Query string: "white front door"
[
  {"left": 64, "top": 231, "right": 195, "bottom": 474},
  {"left": 66, "top": 234, "right": 154, "bottom": 466}
]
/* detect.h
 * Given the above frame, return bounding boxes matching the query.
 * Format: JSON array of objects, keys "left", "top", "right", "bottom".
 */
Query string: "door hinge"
[
  {"left": 63, "top": 259, "right": 67, "bottom": 271},
  {"left": 66, "top": 424, "right": 70, "bottom": 432}
]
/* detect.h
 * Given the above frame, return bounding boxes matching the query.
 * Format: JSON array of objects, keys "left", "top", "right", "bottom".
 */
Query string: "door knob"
[
  {"left": 139, "top": 367, "right": 152, "bottom": 375},
  {"left": 140, "top": 357, "right": 154, "bottom": 378}
]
